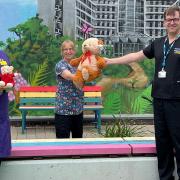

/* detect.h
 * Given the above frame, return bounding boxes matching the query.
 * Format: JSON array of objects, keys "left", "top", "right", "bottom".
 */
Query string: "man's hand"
[{"left": 104, "top": 57, "right": 111, "bottom": 65}]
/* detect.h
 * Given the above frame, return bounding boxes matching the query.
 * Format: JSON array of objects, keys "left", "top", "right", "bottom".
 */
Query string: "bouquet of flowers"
[{"left": 8, "top": 72, "right": 29, "bottom": 102}]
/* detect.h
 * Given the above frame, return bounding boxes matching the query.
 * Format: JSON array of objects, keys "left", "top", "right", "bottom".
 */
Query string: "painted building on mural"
[
  {"left": 37, "top": 0, "right": 180, "bottom": 55},
  {"left": 144, "top": 0, "right": 180, "bottom": 39}
]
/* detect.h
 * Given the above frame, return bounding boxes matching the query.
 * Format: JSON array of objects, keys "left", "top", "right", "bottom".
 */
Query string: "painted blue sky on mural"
[{"left": 0, "top": 0, "right": 37, "bottom": 42}]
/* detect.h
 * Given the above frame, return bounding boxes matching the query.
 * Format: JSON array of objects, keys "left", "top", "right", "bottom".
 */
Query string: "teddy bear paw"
[
  {"left": 6, "top": 83, "right": 13, "bottom": 88},
  {"left": 73, "top": 80, "right": 83, "bottom": 90},
  {"left": 0, "top": 81, "right": 5, "bottom": 87},
  {"left": 82, "top": 68, "right": 89, "bottom": 81},
  {"left": 73, "top": 81, "right": 83, "bottom": 90}
]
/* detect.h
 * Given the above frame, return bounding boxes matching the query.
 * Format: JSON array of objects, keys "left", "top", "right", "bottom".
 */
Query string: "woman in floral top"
[{"left": 55, "top": 40, "right": 83, "bottom": 138}]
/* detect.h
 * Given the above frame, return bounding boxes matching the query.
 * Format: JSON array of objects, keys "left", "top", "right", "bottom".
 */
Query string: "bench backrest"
[{"left": 19, "top": 86, "right": 103, "bottom": 107}]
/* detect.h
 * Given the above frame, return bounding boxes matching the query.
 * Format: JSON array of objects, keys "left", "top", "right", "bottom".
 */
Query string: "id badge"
[{"left": 158, "top": 69, "right": 166, "bottom": 78}]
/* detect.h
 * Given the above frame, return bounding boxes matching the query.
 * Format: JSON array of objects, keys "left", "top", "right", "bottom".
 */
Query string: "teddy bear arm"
[
  {"left": 82, "top": 66, "right": 101, "bottom": 82},
  {"left": 96, "top": 56, "right": 106, "bottom": 69},
  {"left": 70, "top": 56, "right": 83, "bottom": 67},
  {"left": 72, "top": 69, "right": 84, "bottom": 89}
]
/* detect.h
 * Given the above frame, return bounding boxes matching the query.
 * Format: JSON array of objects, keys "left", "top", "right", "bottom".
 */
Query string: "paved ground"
[{"left": 11, "top": 123, "right": 155, "bottom": 140}]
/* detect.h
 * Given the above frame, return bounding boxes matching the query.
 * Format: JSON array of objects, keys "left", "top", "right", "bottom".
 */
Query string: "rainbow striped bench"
[
  {"left": 10, "top": 137, "right": 156, "bottom": 158},
  {"left": 19, "top": 86, "right": 103, "bottom": 134},
  {"left": 123, "top": 137, "right": 156, "bottom": 154}
]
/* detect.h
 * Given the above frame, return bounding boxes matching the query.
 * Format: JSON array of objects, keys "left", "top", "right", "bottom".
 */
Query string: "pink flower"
[{"left": 8, "top": 72, "right": 29, "bottom": 101}]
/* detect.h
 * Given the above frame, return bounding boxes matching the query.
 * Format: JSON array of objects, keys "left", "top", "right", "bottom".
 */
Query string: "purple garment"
[
  {"left": 0, "top": 50, "right": 11, "bottom": 158},
  {"left": 0, "top": 50, "right": 10, "bottom": 63}
]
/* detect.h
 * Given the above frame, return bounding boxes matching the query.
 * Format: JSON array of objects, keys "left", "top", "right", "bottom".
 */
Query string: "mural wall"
[{"left": 0, "top": 0, "right": 154, "bottom": 116}]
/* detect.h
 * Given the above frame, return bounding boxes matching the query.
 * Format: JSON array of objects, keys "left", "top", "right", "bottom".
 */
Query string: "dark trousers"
[
  {"left": 153, "top": 98, "right": 180, "bottom": 180},
  {"left": 55, "top": 113, "right": 83, "bottom": 138}
]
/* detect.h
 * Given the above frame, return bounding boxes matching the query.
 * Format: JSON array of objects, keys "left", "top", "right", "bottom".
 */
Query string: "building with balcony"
[
  {"left": 37, "top": 0, "right": 180, "bottom": 56},
  {"left": 144, "top": 0, "right": 180, "bottom": 39}
]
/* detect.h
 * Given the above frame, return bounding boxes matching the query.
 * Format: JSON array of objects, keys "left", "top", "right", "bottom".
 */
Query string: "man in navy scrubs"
[{"left": 106, "top": 6, "right": 180, "bottom": 180}]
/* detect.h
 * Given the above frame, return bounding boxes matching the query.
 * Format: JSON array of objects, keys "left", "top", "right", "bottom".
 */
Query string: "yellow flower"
[{"left": 0, "top": 60, "right": 7, "bottom": 66}]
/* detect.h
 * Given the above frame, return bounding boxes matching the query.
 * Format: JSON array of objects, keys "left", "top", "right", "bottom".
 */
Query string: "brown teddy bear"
[{"left": 70, "top": 38, "right": 106, "bottom": 89}]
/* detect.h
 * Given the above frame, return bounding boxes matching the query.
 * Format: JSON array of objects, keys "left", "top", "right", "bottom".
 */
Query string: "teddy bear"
[
  {"left": 0, "top": 65, "right": 15, "bottom": 88},
  {"left": 70, "top": 37, "right": 106, "bottom": 89}
]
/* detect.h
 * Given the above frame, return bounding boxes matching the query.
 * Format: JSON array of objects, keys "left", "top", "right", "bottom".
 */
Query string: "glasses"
[
  {"left": 63, "top": 48, "right": 74, "bottom": 52},
  {"left": 165, "top": 18, "right": 180, "bottom": 23}
]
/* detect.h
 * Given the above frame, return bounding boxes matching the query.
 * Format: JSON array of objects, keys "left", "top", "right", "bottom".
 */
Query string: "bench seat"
[
  {"left": 19, "top": 105, "right": 103, "bottom": 110},
  {"left": 18, "top": 86, "right": 103, "bottom": 134}
]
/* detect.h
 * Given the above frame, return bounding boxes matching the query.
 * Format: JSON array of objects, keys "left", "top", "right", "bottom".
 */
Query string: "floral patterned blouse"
[{"left": 55, "top": 59, "right": 83, "bottom": 115}]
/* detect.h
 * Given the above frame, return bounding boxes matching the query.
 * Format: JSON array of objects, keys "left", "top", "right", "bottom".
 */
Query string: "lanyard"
[
  {"left": 162, "top": 38, "right": 175, "bottom": 68},
  {"left": 162, "top": 35, "right": 180, "bottom": 68}
]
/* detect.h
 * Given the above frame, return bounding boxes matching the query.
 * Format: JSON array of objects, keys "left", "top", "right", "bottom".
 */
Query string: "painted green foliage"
[
  {"left": 102, "top": 85, "right": 153, "bottom": 114},
  {"left": 5, "top": 16, "right": 58, "bottom": 85}
]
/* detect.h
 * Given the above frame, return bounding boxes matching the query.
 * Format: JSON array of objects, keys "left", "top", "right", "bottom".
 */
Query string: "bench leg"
[
  {"left": 95, "top": 110, "right": 101, "bottom": 134},
  {"left": 21, "top": 110, "right": 27, "bottom": 134},
  {"left": 94, "top": 110, "right": 97, "bottom": 128}
]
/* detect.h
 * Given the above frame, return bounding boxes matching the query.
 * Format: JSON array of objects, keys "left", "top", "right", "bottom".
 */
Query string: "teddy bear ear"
[
  {"left": 9, "top": 66, "right": 14, "bottom": 71},
  {"left": 1, "top": 66, "right": 5, "bottom": 70},
  {"left": 98, "top": 39, "right": 103, "bottom": 45}
]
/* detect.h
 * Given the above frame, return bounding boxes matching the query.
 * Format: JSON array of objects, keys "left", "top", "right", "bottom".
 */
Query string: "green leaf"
[
  {"left": 103, "top": 115, "right": 146, "bottom": 137},
  {"left": 28, "top": 60, "right": 49, "bottom": 86}
]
